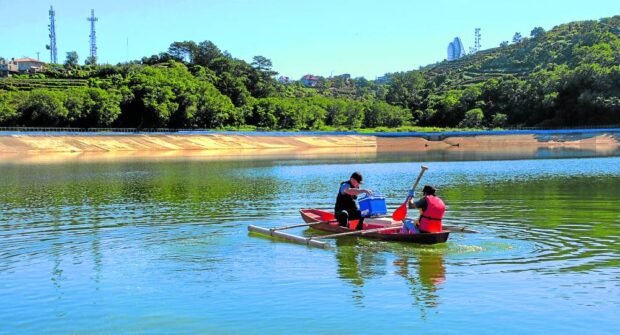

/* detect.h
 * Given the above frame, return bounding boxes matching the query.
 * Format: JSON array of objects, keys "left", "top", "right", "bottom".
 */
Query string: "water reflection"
[
  {"left": 335, "top": 239, "right": 368, "bottom": 304},
  {"left": 1, "top": 155, "right": 619, "bottom": 333},
  {"left": 374, "top": 146, "right": 620, "bottom": 163},
  {"left": 393, "top": 250, "right": 445, "bottom": 319},
  {"left": 334, "top": 237, "right": 446, "bottom": 313}
]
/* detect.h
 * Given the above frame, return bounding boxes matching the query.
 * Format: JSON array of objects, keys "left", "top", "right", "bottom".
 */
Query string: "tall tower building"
[{"left": 447, "top": 37, "right": 465, "bottom": 61}]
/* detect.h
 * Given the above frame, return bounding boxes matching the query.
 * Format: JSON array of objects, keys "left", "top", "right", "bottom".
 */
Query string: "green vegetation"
[{"left": 1, "top": 15, "right": 619, "bottom": 130}]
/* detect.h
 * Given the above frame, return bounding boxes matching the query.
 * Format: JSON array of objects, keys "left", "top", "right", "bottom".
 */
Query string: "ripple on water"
[{"left": 1, "top": 156, "right": 619, "bottom": 333}]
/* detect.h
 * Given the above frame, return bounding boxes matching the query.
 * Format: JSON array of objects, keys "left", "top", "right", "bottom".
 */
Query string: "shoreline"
[{"left": 0, "top": 131, "right": 618, "bottom": 164}]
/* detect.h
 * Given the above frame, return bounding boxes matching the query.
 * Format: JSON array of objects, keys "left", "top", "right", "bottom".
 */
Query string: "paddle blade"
[{"left": 391, "top": 201, "right": 408, "bottom": 221}]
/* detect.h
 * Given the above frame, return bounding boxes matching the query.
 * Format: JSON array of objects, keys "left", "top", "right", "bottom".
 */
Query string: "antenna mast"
[
  {"left": 474, "top": 28, "right": 481, "bottom": 52},
  {"left": 87, "top": 9, "right": 98, "bottom": 64},
  {"left": 48, "top": 6, "right": 58, "bottom": 63}
]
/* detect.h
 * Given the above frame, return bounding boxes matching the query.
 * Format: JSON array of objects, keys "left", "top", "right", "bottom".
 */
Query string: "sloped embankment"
[{"left": 0, "top": 132, "right": 617, "bottom": 163}]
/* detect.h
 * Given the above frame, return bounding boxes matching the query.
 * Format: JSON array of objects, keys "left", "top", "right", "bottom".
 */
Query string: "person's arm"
[
  {"left": 408, "top": 191, "right": 417, "bottom": 209},
  {"left": 408, "top": 196, "right": 426, "bottom": 209},
  {"left": 343, "top": 186, "right": 372, "bottom": 196},
  {"left": 408, "top": 198, "right": 416, "bottom": 209}
]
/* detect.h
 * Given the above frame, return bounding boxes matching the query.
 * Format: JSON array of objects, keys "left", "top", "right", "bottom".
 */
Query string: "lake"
[{"left": 1, "top": 150, "right": 619, "bottom": 334}]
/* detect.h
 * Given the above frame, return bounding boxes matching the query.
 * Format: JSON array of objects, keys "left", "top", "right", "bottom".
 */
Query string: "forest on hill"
[{"left": 0, "top": 15, "right": 618, "bottom": 130}]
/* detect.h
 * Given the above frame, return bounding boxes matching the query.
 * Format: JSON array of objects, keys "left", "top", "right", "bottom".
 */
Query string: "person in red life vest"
[
  {"left": 334, "top": 171, "right": 373, "bottom": 230},
  {"left": 406, "top": 185, "right": 445, "bottom": 233}
]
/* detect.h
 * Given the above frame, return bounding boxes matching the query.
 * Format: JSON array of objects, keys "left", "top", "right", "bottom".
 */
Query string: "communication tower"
[
  {"left": 47, "top": 6, "right": 58, "bottom": 63},
  {"left": 468, "top": 28, "right": 482, "bottom": 54},
  {"left": 474, "top": 28, "right": 481, "bottom": 52},
  {"left": 87, "top": 9, "right": 98, "bottom": 64}
]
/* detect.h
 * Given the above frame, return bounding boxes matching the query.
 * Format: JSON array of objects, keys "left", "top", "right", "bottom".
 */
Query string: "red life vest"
[{"left": 419, "top": 195, "right": 445, "bottom": 232}]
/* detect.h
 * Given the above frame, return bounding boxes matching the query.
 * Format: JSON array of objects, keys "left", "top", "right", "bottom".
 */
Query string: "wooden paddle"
[{"left": 391, "top": 165, "right": 428, "bottom": 222}]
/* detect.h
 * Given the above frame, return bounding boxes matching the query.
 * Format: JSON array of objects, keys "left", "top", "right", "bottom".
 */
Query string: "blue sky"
[{"left": 1, "top": 0, "right": 618, "bottom": 79}]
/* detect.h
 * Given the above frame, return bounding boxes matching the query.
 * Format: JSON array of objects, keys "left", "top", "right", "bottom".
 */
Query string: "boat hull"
[{"left": 300, "top": 209, "right": 449, "bottom": 245}]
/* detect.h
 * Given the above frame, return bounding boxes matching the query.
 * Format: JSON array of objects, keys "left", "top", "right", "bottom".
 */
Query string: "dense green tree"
[
  {"left": 530, "top": 27, "right": 546, "bottom": 38},
  {"left": 59, "top": 87, "right": 122, "bottom": 127},
  {"left": 215, "top": 72, "right": 252, "bottom": 107},
  {"left": 251, "top": 99, "right": 281, "bottom": 129},
  {"left": 16, "top": 90, "right": 68, "bottom": 126},
  {"left": 459, "top": 85, "right": 483, "bottom": 111},
  {"left": 193, "top": 83, "right": 238, "bottom": 128},
  {"left": 65, "top": 51, "right": 79, "bottom": 68},
  {"left": 141, "top": 53, "right": 175, "bottom": 65},
  {"left": 251, "top": 56, "right": 274, "bottom": 73},
  {"left": 458, "top": 108, "right": 485, "bottom": 128},
  {"left": 491, "top": 113, "right": 508, "bottom": 127},
  {"left": 425, "top": 90, "right": 465, "bottom": 126},
  {"left": 63, "top": 88, "right": 88, "bottom": 124},
  {"left": 385, "top": 71, "right": 426, "bottom": 110},
  {"left": 512, "top": 32, "right": 523, "bottom": 43},
  {"left": 363, "top": 101, "right": 412, "bottom": 128},
  {"left": 85, "top": 56, "right": 96, "bottom": 66},
  {"left": 85, "top": 88, "right": 123, "bottom": 126},
  {"left": 574, "top": 43, "right": 616, "bottom": 66},
  {"left": 194, "top": 40, "right": 223, "bottom": 67},
  {"left": 167, "top": 41, "right": 198, "bottom": 63},
  {"left": 325, "top": 99, "right": 364, "bottom": 129},
  {"left": 0, "top": 91, "right": 19, "bottom": 125}
]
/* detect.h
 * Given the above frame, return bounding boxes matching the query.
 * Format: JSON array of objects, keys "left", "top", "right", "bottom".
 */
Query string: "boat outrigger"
[{"left": 247, "top": 208, "right": 478, "bottom": 249}]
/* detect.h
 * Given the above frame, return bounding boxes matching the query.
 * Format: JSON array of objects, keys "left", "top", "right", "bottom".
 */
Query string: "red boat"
[{"left": 299, "top": 209, "right": 450, "bottom": 245}]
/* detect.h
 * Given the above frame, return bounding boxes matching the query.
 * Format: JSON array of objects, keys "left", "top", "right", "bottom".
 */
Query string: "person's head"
[
  {"left": 422, "top": 185, "right": 436, "bottom": 196},
  {"left": 350, "top": 171, "right": 363, "bottom": 187}
]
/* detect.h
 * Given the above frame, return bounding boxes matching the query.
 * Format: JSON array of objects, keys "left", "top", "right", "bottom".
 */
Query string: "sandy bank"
[
  {"left": 0, "top": 132, "right": 618, "bottom": 163},
  {"left": 0, "top": 134, "right": 380, "bottom": 152}
]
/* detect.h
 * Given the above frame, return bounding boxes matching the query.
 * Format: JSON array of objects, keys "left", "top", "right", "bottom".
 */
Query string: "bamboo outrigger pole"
[
  {"left": 269, "top": 221, "right": 334, "bottom": 231},
  {"left": 248, "top": 225, "right": 331, "bottom": 249}
]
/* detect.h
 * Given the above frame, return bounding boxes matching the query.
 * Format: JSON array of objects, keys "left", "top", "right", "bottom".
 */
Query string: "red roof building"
[
  {"left": 0, "top": 57, "right": 46, "bottom": 76},
  {"left": 300, "top": 74, "right": 320, "bottom": 87}
]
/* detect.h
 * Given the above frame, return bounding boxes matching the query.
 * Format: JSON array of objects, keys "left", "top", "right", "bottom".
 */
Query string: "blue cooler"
[{"left": 359, "top": 194, "right": 387, "bottom": 217}]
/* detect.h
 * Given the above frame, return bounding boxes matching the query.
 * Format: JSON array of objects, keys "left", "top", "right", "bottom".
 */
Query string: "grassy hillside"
[
  {"left": 1, "top": 16, "right": 619, "bottom": 129},
  {"left": 421, "top": 16, "right": 620, "bottom": 90},
  {"left": 383, "top": 15, "right": 620, "bottom": 127}
]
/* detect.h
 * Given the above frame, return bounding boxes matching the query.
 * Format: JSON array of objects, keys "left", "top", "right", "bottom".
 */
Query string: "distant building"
[
  {"left": 277, "top": 76, "right": 292, "bottom": 84},
  {"left": 300, "top": 74, "right": 320, "bottom": 87},
  {"left": 0, "top": 59, "right": 18, "bottom": 77},
  {"left": 375, "top": 75, "right": 390, "bottom": 84},
  {"left": 14, "top": 57, "right": 46, "bottom": 72},
  {"left": 447, "top": 37, "right": 465, "bottom": 61},
  {"left": 0, "top": 57, "right": 46, "bottom": 77}
]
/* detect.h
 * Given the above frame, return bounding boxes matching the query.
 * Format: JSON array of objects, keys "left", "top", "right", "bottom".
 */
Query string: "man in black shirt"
[{"left": 334, "top": 171, "right": 373, "bottom": 230}]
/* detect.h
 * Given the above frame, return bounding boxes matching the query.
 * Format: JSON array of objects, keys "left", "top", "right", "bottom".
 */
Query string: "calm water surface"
[{"left": 1, "top": 152, "right": 619, "bottom": 334}]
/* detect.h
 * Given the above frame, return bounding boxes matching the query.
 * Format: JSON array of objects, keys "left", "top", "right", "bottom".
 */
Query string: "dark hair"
[
  {"left": 350, "top": 171, "right": 363, "bottom": 183},
  {"left": 422, "top": 185, "right": 436, "bottom": 195}
]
